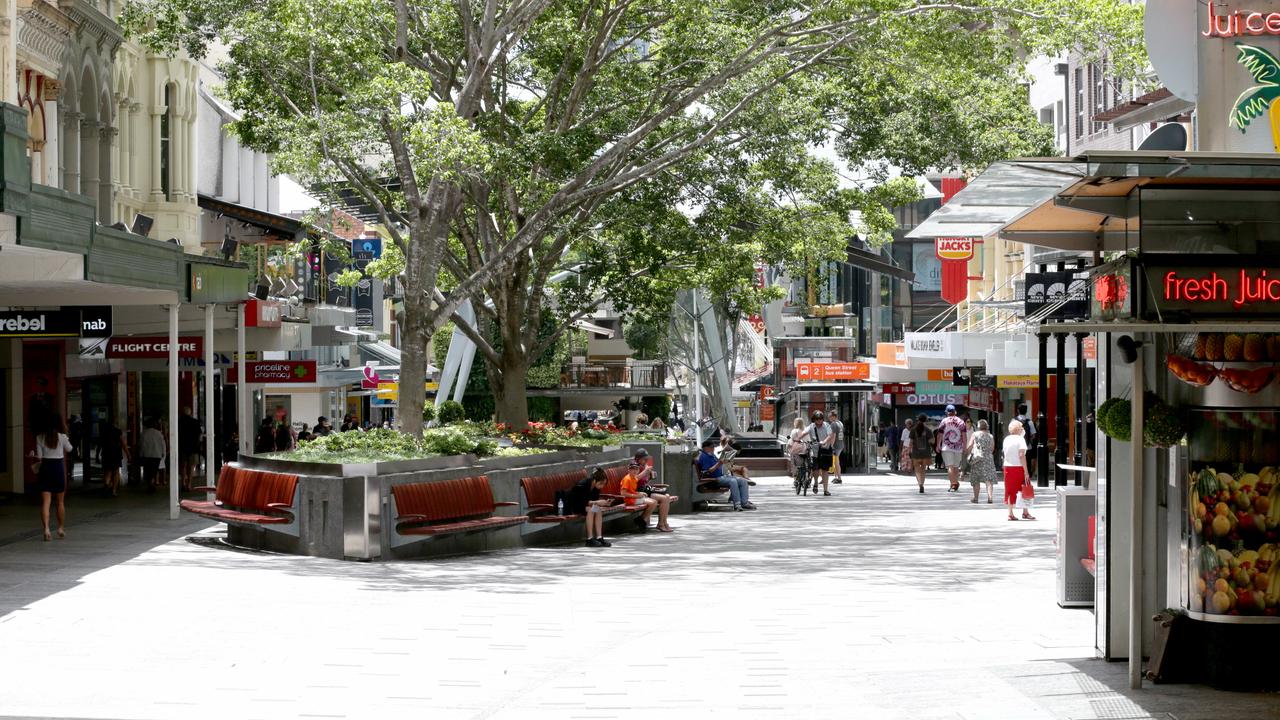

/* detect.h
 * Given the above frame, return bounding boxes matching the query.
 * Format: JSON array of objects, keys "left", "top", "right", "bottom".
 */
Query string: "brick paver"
[{"left": 0, "top": 472, "right": 1277, "bottom": 719}]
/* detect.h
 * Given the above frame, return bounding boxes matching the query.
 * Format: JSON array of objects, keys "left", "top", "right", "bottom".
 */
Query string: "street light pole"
[{"left": 692, "top": 290, "right": 703, "bottom": 447}]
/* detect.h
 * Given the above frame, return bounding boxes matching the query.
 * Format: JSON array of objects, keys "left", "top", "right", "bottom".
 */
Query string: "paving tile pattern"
[{"left": 0, "top": 473, "right": 1277, "bottom": 719}]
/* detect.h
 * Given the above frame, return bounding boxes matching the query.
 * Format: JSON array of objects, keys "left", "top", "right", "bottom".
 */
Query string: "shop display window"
[{"left": 1184, "top": 409, "right": 1280, "bottom": 619}]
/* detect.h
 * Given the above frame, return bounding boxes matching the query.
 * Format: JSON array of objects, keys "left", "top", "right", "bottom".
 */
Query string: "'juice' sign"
[
  {"left": 1156, "top": 267, "right": 1280, "bottom": 313},
  {"left": 1202, "top": 1, "right": 1280, "bottom": 38}
]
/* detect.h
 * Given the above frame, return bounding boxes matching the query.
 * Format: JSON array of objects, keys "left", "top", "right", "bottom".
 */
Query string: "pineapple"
[
  {"left": 1225, "top": 333, "right": 1244, "bottom": 361},
  {"left": 1230, "top": 44, "right": 1280, "bottom": 152},
  {"left": 1194, "top": 332, "right": 1209, "bottom": 360},
  {"left": 1245, "top": 333, "right": 1266, "bottom": 361},
  {"left": 1207, "top": 333, "right": 1225, "bottom": 361}
]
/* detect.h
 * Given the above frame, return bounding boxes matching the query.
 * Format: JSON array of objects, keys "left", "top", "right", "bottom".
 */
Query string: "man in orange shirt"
[{"left": 620, "top": 449, "right": 676, "bottom": 532}]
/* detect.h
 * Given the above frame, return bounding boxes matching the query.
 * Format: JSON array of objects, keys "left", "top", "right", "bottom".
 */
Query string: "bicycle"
[{"left": 792, "top": 441, "right": 816, "bottom": 496}]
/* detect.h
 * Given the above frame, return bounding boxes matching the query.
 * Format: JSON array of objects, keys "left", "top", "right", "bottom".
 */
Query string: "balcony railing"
[{"left": 560, "top": 362, "right": 667, "bottom": 390}]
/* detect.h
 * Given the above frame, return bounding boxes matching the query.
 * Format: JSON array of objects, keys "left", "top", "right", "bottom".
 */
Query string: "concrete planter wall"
[{"left": 217, "top": 445, "right": 696, "bottom": 561}]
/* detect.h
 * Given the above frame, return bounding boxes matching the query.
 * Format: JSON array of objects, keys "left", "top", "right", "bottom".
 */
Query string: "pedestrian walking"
[
  {"left": 827, "top": 410, "right": 845, "bottom": 484},
  {"left": 883, "top": 421, "right": 900, "bottom": 471},
  {"left": 1002, "top": 419, "right": 1034, "bottom": 521},
  {"left": 178, "top": 406, "right": 201, "bottom": 492},
  {"left": 99, "top": 421, "right": 128, "bottom": 497},
  {"left": 786, "top": 417, "right": 807, "bottom": 477},
  {"left": 139, "top": 417, "right": 166, "bottom": 493},
  {"left": 254, "top": 418, "right": 276, "bottom": 453},
  {"left": 30, "top": 415, "right": 73, "bottom": 541},
  {"left": 898, "top": 418, "right": 913, "bottom": 473},
  {"left": 938, "top": 404, "right": 967, "bottom": 492},
  {"left": 965, "top": 419, "right": 997, "bottom": 504},
  {"left": 910, "top": 415, "right": 934, "bottom": 494},
  {"left": 274, "top": 420, "right": 295, "bottom": 452}
]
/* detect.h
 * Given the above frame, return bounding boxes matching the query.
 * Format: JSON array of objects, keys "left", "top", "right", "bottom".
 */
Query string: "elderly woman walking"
[
  {"left": 1002, "top": 419, "right": 1033, "bottom": 520},
  {"left": 965, "top": 419, "right": 997, "bottom": 504}
]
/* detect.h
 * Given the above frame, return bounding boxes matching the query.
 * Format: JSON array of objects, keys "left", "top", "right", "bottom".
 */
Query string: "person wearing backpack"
[{"left": 567, "top": 467, "right": 615, "bottom": 547}]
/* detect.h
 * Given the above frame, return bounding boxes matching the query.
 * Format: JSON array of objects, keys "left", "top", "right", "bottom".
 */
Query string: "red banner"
[
  {"left": 967, "top": 386, "right": 1001, "bottom": 412},
  {"left": 226, "top": 360, "right": 318, "bottom": 384},
  {"left": 106, "top": 336, "right": 204, "bottom": 359}
]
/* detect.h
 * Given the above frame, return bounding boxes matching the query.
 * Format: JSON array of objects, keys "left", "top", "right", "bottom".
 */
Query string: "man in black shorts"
[{"left": 801, "top": 411, "right": 836, "bottom": 496}]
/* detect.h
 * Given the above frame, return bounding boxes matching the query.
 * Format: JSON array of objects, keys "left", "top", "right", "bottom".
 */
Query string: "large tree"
[{"left": 123, "top": 0, "right": 1144, "bottom": 431}]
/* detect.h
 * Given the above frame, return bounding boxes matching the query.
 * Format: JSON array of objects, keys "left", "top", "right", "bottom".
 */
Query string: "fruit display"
[
  {"left": 1167, "top": 354, "right": 1218, "bottom": 387},
  {"left": 1188, "top": 464, "right": 1280, "bottom": 617},
  {"left": 1219, "top": 366, "right": 1279, "bottom": 394},
  {"left": 1192, "top": 332, "right": 1280, "bottom": 362}
]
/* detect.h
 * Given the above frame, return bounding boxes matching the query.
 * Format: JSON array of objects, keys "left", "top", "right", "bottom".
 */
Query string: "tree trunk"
[
  {"left": 492, "top": 350, "right": 529, "bottom": 428},
  {"left": 398, "top": 278, "right": 431, "bottom": 436}
]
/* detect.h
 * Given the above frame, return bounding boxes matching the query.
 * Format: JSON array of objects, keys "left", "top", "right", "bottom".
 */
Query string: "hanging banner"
[{"left": 968, "top": 386, "right": 1001, "bottom": 412}]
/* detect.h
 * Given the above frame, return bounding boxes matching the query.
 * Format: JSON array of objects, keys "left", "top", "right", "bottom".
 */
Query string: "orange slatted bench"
[
  {"left": 521, "top": 471, "right": 587, "bottom": 522},
  {"left": 520, "top": 469, "right": 637, "bottom": 523},
  {"left": 179, "top": 465, "right": 299, "bottom": 525},
  {"left": 391, "top": 476, "right": 527, "bottom": 536}
]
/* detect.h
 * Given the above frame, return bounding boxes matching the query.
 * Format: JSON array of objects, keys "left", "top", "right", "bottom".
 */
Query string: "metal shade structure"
[{"left": 910, "top": 152, "right": 1280, "bottom": 255}]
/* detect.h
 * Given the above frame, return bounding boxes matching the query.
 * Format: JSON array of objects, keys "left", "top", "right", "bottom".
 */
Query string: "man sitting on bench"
[{"left": 697, "top": 438, "right": 756, "bottom": 511}]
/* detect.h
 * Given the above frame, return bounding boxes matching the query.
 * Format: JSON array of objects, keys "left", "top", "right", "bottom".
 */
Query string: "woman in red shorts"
[{"left": 1001, "top": 419, "right": 1033, "bottom": 521}]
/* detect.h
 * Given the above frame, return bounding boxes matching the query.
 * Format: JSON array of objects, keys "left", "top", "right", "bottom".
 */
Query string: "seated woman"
[
  {"left": 622, "top": 449, "right": 677, "bottom": 532},
  {"left": 568, "top": 467, "right": 614, "bottom": 547}
]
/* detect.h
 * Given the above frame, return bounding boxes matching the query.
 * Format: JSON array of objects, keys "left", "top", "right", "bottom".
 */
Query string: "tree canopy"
[{"left": 123, "top": 0, "right": 1146, "bottom": 429}]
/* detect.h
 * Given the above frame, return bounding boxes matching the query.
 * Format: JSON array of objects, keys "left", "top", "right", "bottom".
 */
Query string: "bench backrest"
[
  {"left": 520, "top": 471, "right": 584, "bottom": 507},
  {"left": 392, "top": 476, "right": 496, "bottom": 522},
  {"left": 215, "top": 465, "right": 299, "bottom": 512}
]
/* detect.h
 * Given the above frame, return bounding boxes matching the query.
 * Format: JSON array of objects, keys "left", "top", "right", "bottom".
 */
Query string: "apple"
[
  {"left": 1254, "top": 574, "right": 1270, "bottom": 592},
  {"left": 1215, "top": 502, "right": 1231, "bottom": 517},
  {"left": 1255, "top": 495, "right": 1271, "bottom": 514},
  {"left": 1197, "top": 502, "right": 1209, "bottom": 519}
]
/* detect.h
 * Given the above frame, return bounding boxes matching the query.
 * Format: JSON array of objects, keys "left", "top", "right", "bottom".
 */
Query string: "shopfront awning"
[
  {"left": 198, "top": 194, "right": 307, "bottom": 243},
  {"left": 358, "top": 340, "right": 400, "bottom": 365},
  {"left": 906, "top": 159, "right": 1087, "bottom": 242},
  {"left": 846, "top": 245, "right": 914, "bottom": 283},
  {"left": 783, "top": 382, "right": 875, "bottom": 394}
]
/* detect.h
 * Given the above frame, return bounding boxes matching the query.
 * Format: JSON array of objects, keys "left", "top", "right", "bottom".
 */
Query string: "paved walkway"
[{"left": 1, "top": 472, "right": 1277, "bottom": 720}]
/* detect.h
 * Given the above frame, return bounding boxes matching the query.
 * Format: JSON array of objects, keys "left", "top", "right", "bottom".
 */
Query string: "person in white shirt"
[
  {"left": 1002, "top": 419, "right": 1033, "bottom": 521},
  {"left": 140, "top": 417, "right": 167, "bottom": 494},
  {"left": 30, "top": 415, "right": 73, "bottom": 541}
]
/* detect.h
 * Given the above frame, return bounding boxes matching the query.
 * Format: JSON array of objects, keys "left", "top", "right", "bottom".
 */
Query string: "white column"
[
  {"left": 204, "top": 304, "right": 216, "bottom": 499},
  {"left": 43, "top": 99, "right": 58, "bottom": 188},
  {"left": 237, "top": 305, "right": 249, "bottom": 456},
  {"left": 1128, "top": 339, "right": 1144, "bottom": 689},
  {"left": 168, "top": 304, "right": 180, "bottom": 520},
  {"left": 151, "top": 109, "right": 164, "bottom": 201},
  {"left": 63, "top": 110, "right": 81, "bottom": 193}
]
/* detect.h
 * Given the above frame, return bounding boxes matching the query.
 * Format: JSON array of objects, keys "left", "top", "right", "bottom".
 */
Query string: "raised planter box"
[{"left": 212, "top": 445, "right": 653, "bottom": 561}]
